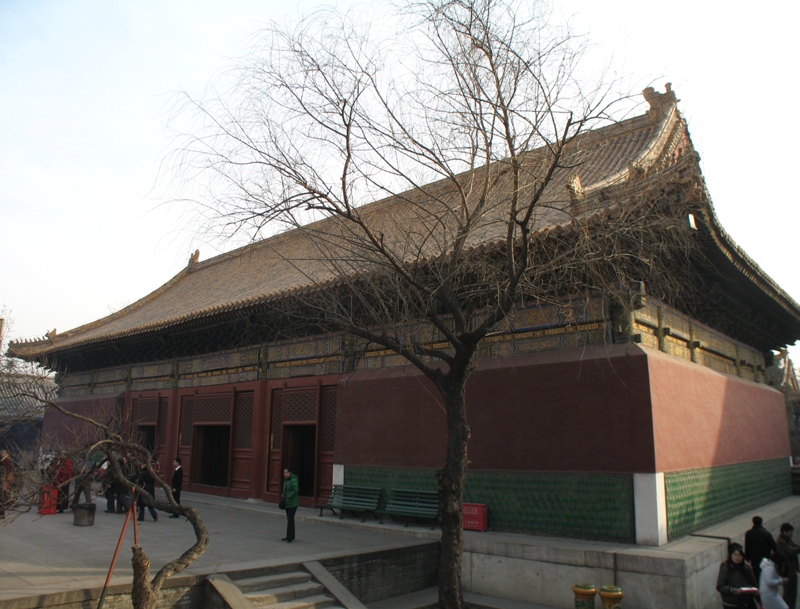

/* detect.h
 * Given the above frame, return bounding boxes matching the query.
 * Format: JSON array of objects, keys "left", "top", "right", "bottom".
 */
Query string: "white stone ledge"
[{"left": 463, "top": 496, "right": 800, "bottom": 609}]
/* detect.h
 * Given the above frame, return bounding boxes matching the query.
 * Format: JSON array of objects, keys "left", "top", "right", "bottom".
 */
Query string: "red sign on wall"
[{"left": 463, "top": 503, "right": 488, "bottom": 531}]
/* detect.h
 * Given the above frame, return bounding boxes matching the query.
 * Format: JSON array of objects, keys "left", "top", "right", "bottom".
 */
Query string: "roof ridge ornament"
[
  {"left": 642, "top": 83, "right": 677, "bottom": 121},
  {"left": 566, "top": 174, "right": 585, "bottom": 212},
  {"left": 188, "top": 249, "right": 200, "bottom": 270}
]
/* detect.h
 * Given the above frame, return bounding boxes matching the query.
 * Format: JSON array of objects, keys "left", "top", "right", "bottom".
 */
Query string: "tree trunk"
[
  {"left": 437, "top": 377, "right": 470, "bottom": 609},
  {"left": 129, "top": 505, "right": 209, "bottom": 609},
  {"left": 131, "top": 545, "right": 158, "bottom": 609}
]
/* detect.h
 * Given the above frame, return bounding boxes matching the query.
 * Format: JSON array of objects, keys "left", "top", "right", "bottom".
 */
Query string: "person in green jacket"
[{"left": 281, "top": 467, "right": 299, "bottom": 542}]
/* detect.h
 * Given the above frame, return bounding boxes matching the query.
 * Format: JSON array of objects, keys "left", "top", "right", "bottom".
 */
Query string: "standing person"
[
  {"left": 717, "top": 542, "right": 760, "bottom": 609},
  {"left": 748, "top": 516, "right": 778, "bottom": 582},
  {"left": 113, "top": 456, "right": 129, "bottom": 513},
  {"left": 115, "top": 455, "right": 136, "bottom": 513},
  {"left": 100, "top": 459, "right": 115, "bottom": 513},
  {"left": 760, "top": 554, "right": 790, "bottom": 609},
  {"left": 281, "top": 467, "right": 299, "bottom": 543},
  {"left": 169, "top": 457, "right": 183, "bottom": 518},
  {"left": 38, "top": 447, "right": 51, "bottom": 480},
  {"left": 778, "top": 523, "right": 800, "bottom": 609},
  {"left": 136, "top": 463, "right": 158, "bottom": 522},
  {"left": 0, "top": 450, "right": 15, "bottom": 518},
  {"left": 52, "top": 452, "right": 74, "bottom": 514}
]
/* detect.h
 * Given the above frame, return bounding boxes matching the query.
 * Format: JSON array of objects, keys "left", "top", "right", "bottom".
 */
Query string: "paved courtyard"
[{"left": 0, "top": 491, "right": 434, "bottom": 602}]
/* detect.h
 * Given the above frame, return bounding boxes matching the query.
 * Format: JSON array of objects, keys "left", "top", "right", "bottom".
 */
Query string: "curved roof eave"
[
  {"left": 15, "top": 86, "right": 799, "bottom": 360},
  {"left": 2, "top": 91, "right": 697, "bottom": 361},
  {"left": 699, "top": 184, "right": 800, "bottom": 324},
  {"left": 8, "top": 274, "right": 347, "bottom": 360}
]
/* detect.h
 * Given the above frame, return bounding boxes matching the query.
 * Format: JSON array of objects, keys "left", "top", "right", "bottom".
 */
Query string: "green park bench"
[
  {"left": 377, "top": 488, "right": 439, "bottom": 529},
  {"left": 314, "top": 484, "right": 381, "bottom": 522}
]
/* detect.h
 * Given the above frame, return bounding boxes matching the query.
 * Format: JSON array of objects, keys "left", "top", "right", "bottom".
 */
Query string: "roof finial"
[
  {"left": 642, "top": 83, "right": 677, "bottom": 121},
  {"left": 566, "top": 174, "right": 585, "bottom": 211}
]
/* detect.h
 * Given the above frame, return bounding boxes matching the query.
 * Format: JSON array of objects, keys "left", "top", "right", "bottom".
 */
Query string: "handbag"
[{"left": 279, "top": 496, "right": 286, "bottom": 510}]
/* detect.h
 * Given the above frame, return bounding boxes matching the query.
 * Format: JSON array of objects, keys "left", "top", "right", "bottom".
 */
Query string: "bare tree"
[
  {"left": 0, "top": 361, "right": 209, "bottom": 609},
  {"left": 168, "top": 1, "right": 698, "bottom": 607},
  {"left": 0, "top": 312, "right": 51, "bottom": 472}
]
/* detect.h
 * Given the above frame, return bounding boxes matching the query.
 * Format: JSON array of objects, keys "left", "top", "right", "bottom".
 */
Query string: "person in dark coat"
[
  {"left": 717, "top": 542, "right": 760, "bottom": 608},
  {"left": 136, "top": 464, "right": 158, "bottom": 522},
  {"left": 114, "top": 455, "right": 135, "bottom": 513},
  {"left": 281, "top": 467, "right": 299, "bottom": 543},
  {"left": 777, "top": 523, "right": 800, "bottom": 609},
  {"left": 169, "top": 457, "right": 183, "bottom": 518},
  {"left": 747, "top": 516, "right": 778, "bottom": 581}
]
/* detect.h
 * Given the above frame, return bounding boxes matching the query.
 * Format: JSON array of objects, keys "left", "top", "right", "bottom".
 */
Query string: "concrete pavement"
[
  {"left": 5, "top": 490, "right": 800, "bottom": 609},
  {"left": 0, "top": 491, "right": 434, "bottom": 603}
]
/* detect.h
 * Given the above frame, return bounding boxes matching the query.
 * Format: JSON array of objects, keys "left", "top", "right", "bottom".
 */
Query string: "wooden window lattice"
[
  {"left": 180, "top": 397, "right": 194, "bottom": 447},
  {"left": 195, "top": 395, "right": 233, "bottom": 423},
  {"left": 157, "top": 397, "right": 168, "bottom": 447},
  {"left": 234, "top": 392, "right": 254, "bottom": 449},
  {"left": 320, "top": 387, "right": 337, "bottom": 452},
  {"left": 272, "top": 391, "right": 283, "bottom": 450},
  {"left": 134, "top": 398, "right": 157, "bottom": 424},
  {"left": 284, "top": 390, "right": 316, "bottom": 422}
]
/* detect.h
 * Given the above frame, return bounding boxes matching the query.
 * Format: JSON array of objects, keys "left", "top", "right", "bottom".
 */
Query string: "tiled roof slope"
[{"left": 10, "top": 86, "right": 800, "bottom": 358}]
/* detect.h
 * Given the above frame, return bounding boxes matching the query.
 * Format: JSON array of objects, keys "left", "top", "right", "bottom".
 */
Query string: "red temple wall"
[
  {"left": 337, "top": 344, "right": 657, "bottom": 473},
  {"left": 43, "top": 343, "right": 790, "bottom": 485},
  {"left": 337, "top": 344, "right": 791, "bottom": 475},
  {"left": 647, "top": 349, "right": 790, "bottom": 472}
]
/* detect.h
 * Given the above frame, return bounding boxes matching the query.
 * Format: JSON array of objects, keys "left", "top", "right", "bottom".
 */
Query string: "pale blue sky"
[{"left": 2, "top": 0, "right": 798, "bottom": 358}]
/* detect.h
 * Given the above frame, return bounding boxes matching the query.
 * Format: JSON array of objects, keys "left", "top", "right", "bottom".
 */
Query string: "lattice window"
[
  {"left": 157, "top": 397, "right": 168, "bottom": 447},
  {"left": 320, "top": 386, "right": 337, "bottom": 452},
  {"left": 234, "top": 392, "right": 254, "bottom": 449},
  {"left": 180, "top": 397, "right": 194, "bottom": 447},
  {"left": 195, "top": 395, "right": 233, "bottom": 423},
  {"left": 134, "top": 398, "right": 157, "bottom": 424},
  {"left": 272, "top": 391, "right": 283, "bottom": 450},
  {"left": 284, "top": 390, "right": 316, "bottom": 422}
]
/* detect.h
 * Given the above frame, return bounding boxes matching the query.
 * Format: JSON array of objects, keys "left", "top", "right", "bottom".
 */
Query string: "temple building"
[{"left": 10, "top": 86, "right": 800, "bottom": 548}]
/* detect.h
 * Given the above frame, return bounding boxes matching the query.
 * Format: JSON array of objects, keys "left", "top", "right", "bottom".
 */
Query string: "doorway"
[
  {"left": 283, "top": 425, "right": 316, "bottom": 497},
  {"left": 137, "top": 425, "right": 156, "bottom": 453},
  {"left": 192, "top": 425, "right": 230, "bottom": 487}
]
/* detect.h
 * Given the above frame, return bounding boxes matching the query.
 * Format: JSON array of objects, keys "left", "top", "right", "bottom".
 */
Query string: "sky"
[{"left": 1, "top": 0, "right": 798, "bottom": 358}]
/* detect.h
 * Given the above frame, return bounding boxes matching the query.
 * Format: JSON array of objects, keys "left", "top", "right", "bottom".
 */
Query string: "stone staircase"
[
  {"left": 208, "top": 565, "right": 554, "bottom": 609},
  {"left": 236, "top": 570, "right": 342, "bottom": 609},
  {"left": 207, "top": 562, "right": 366, "bottom": 609}
]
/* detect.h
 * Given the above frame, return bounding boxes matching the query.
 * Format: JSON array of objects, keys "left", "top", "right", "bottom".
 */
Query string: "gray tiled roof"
[
  {"left": 13, "top": 89, "right": 796, "bottom": 357},
  {"left": 0, "top": 374, "right": 53, "bottom": 420}
]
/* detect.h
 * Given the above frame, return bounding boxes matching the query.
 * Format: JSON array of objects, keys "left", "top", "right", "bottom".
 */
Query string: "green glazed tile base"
[
  {"left": 665, "top": 458, "right": 790, "bottom": 539},
  {"left": 345, "top": 466, "right": 634, "bottom": 542}
]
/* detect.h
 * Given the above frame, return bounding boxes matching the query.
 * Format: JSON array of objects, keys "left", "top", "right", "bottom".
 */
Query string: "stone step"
[
  {"left": 250, "top": 593, "right": 338, "bottom": 609},
  {"left": 245, "top": 581, "right": 326, "bottom": 605},
  {"left": 234, "top": 571, "right": 313, "bottom": 593}
]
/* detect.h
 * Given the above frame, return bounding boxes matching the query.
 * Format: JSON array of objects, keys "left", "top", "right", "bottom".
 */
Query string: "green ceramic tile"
[
  {"left": 665, "top": 459, "right": 791, "bottom": 539},
  {"left": 346, "top": 466, "right": 634, "bottom": 542}
]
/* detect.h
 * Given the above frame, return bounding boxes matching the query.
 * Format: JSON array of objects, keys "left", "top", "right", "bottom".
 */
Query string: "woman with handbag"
[
  {"left": 717, "top": 543, "right": 760, "bottom": 608},
  {"left": 281, "top": 467, "right": 299, "bottom": 543}
]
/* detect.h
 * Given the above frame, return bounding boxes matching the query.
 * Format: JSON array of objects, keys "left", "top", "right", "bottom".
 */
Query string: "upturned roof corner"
[{"left": 643, "top": 82, "right": 678, "bottom": 122}]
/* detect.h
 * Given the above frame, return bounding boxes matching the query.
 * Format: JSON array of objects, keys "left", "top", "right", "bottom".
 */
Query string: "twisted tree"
[{"left": 0, "top": 357, "right": 209, "bottom": 609}]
